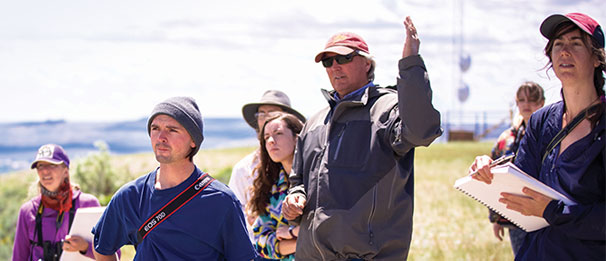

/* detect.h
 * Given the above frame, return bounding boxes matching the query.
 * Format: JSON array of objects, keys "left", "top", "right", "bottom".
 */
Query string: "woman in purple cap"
[
  {"left": 12, "top": 144, "right": 114, "bottom": 260},
  {"left": 470, "top": 13, "right": 605, "bottom": 260}
]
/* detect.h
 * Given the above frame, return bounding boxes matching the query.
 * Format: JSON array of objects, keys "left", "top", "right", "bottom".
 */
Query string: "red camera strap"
[{"left": 137, "top": 173, "right": 215, "bottom": 243}]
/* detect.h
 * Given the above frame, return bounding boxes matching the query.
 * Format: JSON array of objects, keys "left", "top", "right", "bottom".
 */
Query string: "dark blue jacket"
[{"left": 514, "top": 101, "right": 605, "bottom": 260}]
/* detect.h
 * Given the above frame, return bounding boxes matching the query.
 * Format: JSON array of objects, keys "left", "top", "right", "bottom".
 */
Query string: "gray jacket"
[{"left": 289, "top": 55, "right": 442, "bottom": 260}]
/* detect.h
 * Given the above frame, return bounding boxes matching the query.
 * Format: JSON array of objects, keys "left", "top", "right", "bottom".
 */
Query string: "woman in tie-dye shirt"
[{"left": 249, "top": 112, "right": 303, "bottom": 260}]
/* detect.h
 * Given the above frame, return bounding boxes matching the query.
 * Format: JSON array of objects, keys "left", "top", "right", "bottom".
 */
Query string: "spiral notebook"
[{"left": 454, "top": 162, "right": 575, "bottom": 232}]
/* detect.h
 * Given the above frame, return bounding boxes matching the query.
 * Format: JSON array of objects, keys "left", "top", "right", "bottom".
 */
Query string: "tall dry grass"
[{"left": 410, "top": 141, "right": 514, "bottom": 261}]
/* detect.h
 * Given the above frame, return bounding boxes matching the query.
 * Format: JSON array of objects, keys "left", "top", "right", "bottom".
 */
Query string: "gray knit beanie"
[{"left": 147, "top": 97, "right": 204, "bottom": 158}]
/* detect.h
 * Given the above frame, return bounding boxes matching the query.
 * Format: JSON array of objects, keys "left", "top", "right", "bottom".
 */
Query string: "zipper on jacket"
[
  {"left": 333, "top": 126, "right": 346, "bottom": 161},
  {"left": 367, "top": 186, "right": 377, "bottom": 246},
  {"left": 311, "top": 150, "right": 327, "bottom": 260}
]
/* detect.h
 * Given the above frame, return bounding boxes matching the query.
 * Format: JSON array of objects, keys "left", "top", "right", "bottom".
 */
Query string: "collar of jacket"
[
  {"left": 322, "top": 86, "right": 373, "bottom": 106},
  {"left": 321, "top": 85, "right": 386, "bottom": 121}
]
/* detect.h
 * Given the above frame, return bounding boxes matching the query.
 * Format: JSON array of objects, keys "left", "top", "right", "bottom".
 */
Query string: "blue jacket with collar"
[{"left": 514, "top": 101, "right": 605, "bottom": 260}]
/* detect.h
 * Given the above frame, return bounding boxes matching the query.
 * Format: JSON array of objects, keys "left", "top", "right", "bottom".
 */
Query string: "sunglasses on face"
[{"left": 321, "top": 51, "right": 359, "bottom": 68}]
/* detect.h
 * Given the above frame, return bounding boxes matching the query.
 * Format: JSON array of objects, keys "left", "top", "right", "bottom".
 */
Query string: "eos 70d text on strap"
[{"left": 137, "top": 173, "right": 215, "bottom": 243}]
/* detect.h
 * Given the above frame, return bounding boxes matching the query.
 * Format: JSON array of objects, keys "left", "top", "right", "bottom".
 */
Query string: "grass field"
[
  {"left": 410, "top": 142, "right": 513, "bottom": 260},
  {"left": 0, "top": 141, "right": 515, "bottom": 260}
]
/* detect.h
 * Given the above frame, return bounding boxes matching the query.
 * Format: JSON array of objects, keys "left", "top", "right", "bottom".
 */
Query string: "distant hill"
[
  {"left": 0, "top": 117, "right": 257, "bottom": 174},
  {"left": 0, "top": 114, "right": 512, "bottom": 174}
]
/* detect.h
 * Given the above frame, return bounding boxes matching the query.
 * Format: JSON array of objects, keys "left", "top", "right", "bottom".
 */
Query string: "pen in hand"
[
  {"left": 469, "top": 153, "right": 514, "bottom": 177},
  {"left": 490, "top": 154, "right": 515, "bottom": 167}
]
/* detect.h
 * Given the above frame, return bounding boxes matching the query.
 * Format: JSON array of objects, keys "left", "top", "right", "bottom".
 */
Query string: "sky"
[{"left": 0, "top": 0, "right": 605, "bottom": 123}]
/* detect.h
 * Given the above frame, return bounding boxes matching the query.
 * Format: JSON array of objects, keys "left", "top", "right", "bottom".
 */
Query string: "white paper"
[
  {"left": 60, "top": 206, "right": 106, "bottom": 261},
  {"left": 454, "top": 162, "right": 575, "bottom": 232}
]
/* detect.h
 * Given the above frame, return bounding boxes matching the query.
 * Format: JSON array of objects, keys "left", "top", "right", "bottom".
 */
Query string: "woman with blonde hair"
[{"left": 12, "top": 144, "right": 110, "bottom": 260}]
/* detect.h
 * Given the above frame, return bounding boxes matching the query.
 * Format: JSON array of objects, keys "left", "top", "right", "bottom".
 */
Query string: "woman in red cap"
[{"left": 470, "top": 13, "right": 605, "bottom": 260}]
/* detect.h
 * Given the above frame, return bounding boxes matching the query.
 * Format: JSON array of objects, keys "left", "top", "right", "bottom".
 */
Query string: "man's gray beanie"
[{"left": 147, "top": 96, "right": 204, "bottom": 157}]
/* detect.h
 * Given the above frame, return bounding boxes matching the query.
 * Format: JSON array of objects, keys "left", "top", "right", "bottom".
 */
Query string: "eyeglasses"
[
  {"left": 254, "top": 111, "right": 281, "bottom": 121},
  {"left": 321, "top": 51, "right": 359, "bottom": 68}
]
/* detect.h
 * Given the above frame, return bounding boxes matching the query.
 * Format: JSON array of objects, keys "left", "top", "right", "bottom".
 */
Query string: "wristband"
[{"left": 289, "top": 227, "right": 297, "bottom": 239}]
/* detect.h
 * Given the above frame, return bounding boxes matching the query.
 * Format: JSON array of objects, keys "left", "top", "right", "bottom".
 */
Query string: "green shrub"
[
  {"left": 213, "top": 167, "right": 233, "bottom": 184},
  {"left": 0, "top": 170, "right": 35, "bottom": 257},
  {"left": 72, "top": 141, "right": 130, "bottom": 205}
]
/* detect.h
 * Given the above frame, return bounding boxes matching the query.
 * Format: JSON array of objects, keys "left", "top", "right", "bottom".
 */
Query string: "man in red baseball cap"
[{"left": 282, "top": 16, "right": 443, "bottom": 260}]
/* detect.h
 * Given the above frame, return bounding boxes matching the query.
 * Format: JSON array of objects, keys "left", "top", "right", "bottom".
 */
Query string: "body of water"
[
  {"left": 0, "top": 114, "right": 510, "bottom": 174},
  {"left": 0, "top": 118, "right": 257, "bottom": 174}
]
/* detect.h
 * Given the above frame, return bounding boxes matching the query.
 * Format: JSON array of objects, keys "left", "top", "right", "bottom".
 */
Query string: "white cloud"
[{"left": 0, "top": 0, "right": 604, "bottom": 122}]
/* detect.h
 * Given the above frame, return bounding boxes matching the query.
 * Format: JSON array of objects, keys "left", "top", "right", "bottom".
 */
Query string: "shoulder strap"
[
  {"left": 137, "top": 173, "right": 215, "bottom": 244},
  {"left": 35, "top": 202, "right": 44, "bottom": 247},
  {"left": 68, "top": 198, "right": 76, "bottom": 231},
  {"left": 33, "top": 199, "right": 77, "bottom": 242},
  {"left": 542, "top": 103, "right": 603, "bottom": 164}
]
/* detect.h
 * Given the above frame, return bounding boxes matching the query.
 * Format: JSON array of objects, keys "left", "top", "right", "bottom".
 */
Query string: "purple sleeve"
[
  {"left": 77, "top": 192, "right": 101, "bottom": 208},
  {"left": 12, "top": 201, "right": 34, "bottom": 261}
]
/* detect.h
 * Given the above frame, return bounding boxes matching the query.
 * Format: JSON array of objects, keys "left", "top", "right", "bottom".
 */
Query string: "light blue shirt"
[{"left": 333, "top": 82, "right": 375, "bottom": 102}]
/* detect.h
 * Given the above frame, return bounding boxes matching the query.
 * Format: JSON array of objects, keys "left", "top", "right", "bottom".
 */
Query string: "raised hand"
[{"left": 402, "top": 16, "right": 420, "bottom": 58}]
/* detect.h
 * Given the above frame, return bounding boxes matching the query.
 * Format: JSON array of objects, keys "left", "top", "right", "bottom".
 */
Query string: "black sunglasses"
[{"left": 321, "top": 51, "right": 359, "bottom": 68}]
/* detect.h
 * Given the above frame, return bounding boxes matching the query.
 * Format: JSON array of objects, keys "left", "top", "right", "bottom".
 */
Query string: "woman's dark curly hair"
[{"left": 249, "top": 112, "right": 303, "bottom": 217}]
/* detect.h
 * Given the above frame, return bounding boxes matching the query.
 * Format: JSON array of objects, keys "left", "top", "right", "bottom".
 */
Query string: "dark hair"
[
  {"left": 544, "top": 22, "right": 606, "bottom": 97},
  {"left": 516, "top": 81, "right": 545, "bottom": 103},
  {"left": 249, "top": 112, "right": 304, "bottom": 216}
]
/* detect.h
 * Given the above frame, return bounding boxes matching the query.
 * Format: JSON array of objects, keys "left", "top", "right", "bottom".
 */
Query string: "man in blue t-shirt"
[{"left": 92, "top": 97, "right": 257, "bottom": 260}]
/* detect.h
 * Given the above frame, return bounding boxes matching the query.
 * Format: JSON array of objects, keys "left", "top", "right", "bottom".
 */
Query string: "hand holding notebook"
[{"left": 455, "top": 162, "right": 575, "bottom": 232}]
